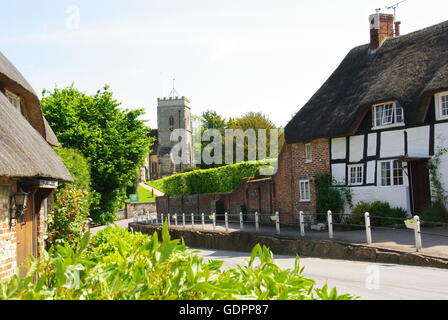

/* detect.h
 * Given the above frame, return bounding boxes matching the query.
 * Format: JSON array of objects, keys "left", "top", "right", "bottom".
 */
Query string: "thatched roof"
[
  {"left": 0, "top": 51, "right": 58, "bottom": 146},
  {"left": 285, "top": 20, "right": 448, "bottom": 143},
  {"left": 0, "top": 92, "right": 72, "bottom": 181}
]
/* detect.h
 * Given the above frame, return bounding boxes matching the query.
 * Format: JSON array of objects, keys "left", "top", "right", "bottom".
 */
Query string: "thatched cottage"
[
  {"left": 0, "top": 51, "right": 72, "bottom": 279},
  {"left": 283, "top": 13, "right": 448, "bottom": 216}
]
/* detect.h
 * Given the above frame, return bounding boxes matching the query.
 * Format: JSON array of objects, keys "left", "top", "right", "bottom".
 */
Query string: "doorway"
[
  {"left": 408, "top": 160, "right": 431, "bottom": 215},
  {"left": 16, "top": 191, "right": 36, "bottom": 277}
]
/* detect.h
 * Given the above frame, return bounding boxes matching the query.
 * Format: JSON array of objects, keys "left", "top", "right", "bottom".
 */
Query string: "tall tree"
[
  {"left": 228, "top": 112, "right": 284, "bottom": 162},
  {"left": 198, "top": 110, "right": 228, "bottom": 169},
  {"left": 42, "top": 85, "right": 154, "bottom": 225}
]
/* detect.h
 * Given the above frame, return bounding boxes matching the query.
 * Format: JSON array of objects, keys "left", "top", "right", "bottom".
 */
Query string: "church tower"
[{"left": 157, "top": 95, "right": 194, "bottom": 177}]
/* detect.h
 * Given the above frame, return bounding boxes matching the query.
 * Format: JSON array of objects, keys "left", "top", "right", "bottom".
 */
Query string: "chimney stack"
[{"left": 369, "top": 12, "right": 394, "bottom": 50}]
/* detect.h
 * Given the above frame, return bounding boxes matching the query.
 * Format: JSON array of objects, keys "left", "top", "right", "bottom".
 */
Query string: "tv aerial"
[{"left": 385, "top": 0, "right": 408, "bottom": 21}]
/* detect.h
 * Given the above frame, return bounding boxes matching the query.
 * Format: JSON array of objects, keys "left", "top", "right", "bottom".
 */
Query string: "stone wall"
[
  {"left": 130, "top": 223, "right": 448, "bottom": 270},
  {"left": 0, "top": 178, "right": 16, "bottom": 280}
]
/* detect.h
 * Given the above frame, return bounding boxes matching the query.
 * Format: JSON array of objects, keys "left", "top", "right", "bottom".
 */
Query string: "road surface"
[{"left": 194, "top": 248, "right": 448, "bottom": 300}]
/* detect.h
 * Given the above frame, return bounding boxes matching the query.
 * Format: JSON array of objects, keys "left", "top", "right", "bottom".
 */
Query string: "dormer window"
[
  {"left": 435, "top": 91, "right": 448, "bottom": 121},
  {"left": 5, "top": 90, "right": 22, "bottom": 114},
  {"left": 372, "top": 102, "right": 404, "bottom": 129}
]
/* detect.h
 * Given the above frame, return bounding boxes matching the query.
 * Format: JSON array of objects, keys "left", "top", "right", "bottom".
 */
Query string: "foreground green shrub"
[
  {"left": 350, "top": 201, "right": 407, "bottom": 227},
  {"left": 0, "top": 225, "right": 356, "bottom": 300},
  {"left": 150, "top": 160, "right": 276, "bottom": 196}
]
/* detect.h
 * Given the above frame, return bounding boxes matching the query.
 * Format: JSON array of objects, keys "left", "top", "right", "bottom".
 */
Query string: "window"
[
  {"left": 169, "top": 116, "right": 175, "bottom": 130},
  {"left": 299, "top": 180, "right": 311, "bottom": 202},
  {"left": 435, "top": 92, "right": 448, "bottom": 120},
  {"left": 372, "top": 102, "right": 404, "bottom": 129},
  {"left": 5, "top": 90, "right": 21, "bottom": 113},
  {"left": 348, "top": 165, "right": 364, "bottom": 186},
  {"left": 380, "top": 160, "right": 405, "bottom": 186},
  {"left": 305, "top": 143, "right": 312, "bottom": 163}
]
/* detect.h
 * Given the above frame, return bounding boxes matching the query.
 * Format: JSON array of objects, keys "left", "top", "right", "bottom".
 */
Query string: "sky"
[{"left": 1, "top": 0, "right": 448, "bottom": 129}]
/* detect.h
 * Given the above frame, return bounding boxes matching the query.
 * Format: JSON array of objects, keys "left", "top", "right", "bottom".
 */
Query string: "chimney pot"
[{"left": 395, "top": 21, "right": 401, "bottom": 37}]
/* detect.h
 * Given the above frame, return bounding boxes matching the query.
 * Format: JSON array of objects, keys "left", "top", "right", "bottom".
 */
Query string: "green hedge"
[{"left": 152, "top": 160, "right": 276, "bottom": 196}]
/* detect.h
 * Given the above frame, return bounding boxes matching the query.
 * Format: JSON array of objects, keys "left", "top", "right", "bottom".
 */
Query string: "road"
[{"left": 193, "top": 248, "right": 448, "bottom": 300}]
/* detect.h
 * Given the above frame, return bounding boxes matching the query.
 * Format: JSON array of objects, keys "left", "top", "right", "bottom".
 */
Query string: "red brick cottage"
[{"left": 0, "top": 52, "right": 72, "bottom": 280}]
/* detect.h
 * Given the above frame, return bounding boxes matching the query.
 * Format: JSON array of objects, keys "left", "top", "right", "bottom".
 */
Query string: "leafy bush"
[
  {"left": 46, "top": 185, "right": 90, "bottom": 247},
  {"left": 350, "top": 201, "right": 407, "bottom": 227},
  {"left": 314, "top": 173, "right": 352, "bottom": 223},
  {"left": 152, "top": 160, "right": 277, "bottom": 196},
  {"left": 46, "top": 148, "right": 94, "bottom": 248},
  {"left": 0, "top": 225, "right": 356, "bottom": 300}
]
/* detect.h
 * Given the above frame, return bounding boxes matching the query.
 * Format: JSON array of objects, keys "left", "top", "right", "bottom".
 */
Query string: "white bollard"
[
  {"left": 240, "top": 212, "right": 244, "bottom": 231},
  {"left": 174, "top": 214, "right": 178, "bottom": 227},
  {"left": 225, "top": 212, "right": 229, "bottom": 232},
  {"left": 182, "top": 213, "right": 186, "bottom": 228},
  {"left": 276, "top": 212, "right": 280, "bottom": 235},
  {"left": 168, "top": 214, "right": 171, "bottom": 227},
  {"left": 255, "top": 212, "right": 260, "bottom": 233},
  {"left": 191, "top": 213, "right": 195, "bottom": 229},
  {"left": 327, "top": 211, "right": 334, "bottom": 240},
  {"left": 202, "top": 213, "right": 205, "bottom": 230},
  {"left": 213, "top": 212, "right": 216, "bottom": 231},
  {"left": 365, "top": 212, "right": 372, "bottom": 245},
  {"left": 414, "top": 216, "right": 423, "bottom": 252},
  {"left": 161, "top": 213, "right": 164, "bottom": 225},
  {"left": 299, "top": 211, "right": 305, "bottom": 237}
]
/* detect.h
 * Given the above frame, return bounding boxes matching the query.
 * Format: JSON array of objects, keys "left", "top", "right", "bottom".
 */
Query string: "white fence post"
[
  {"left": 299, "top": 211, "right": 305, "bottom": 237},
  {"left": 155, "top": 213, "right": 159, "bottom": 225},
  {"left": 225, "top": 212, "right": 229, "bottom": 232},
  {"left": 191, "top": 213, "right": 195, "bottom": 229},
  {"left": 365, "top": 212, "right": 372, "bottom": 245},
  {"left": 161, "top": 213, "right": 164, "bottom": 225},
  {"left": 168, "top": 213, "right": 171, "bottom": 227},
  {"left": 327, "top": 211, "right": 334, "bottom": 240},
  {"left": 240, "top": 212, "right": 244, "bottom": 231},
  {"left": 174, "top": 214, "right": 178, "bottom": 227},
  {"left": 276, "top": 212, "right": 280, "bottom": 235},
  {"left": 213, "top": 212, "right": 216, "bottom": 231},
  {"left": 182, "top": 213, "right": 186, "bottom": 228},
  {"left": 414, "top": 216, "right": 423, "bottom": 252},
  {"left": 202, "top": 213, "right": 205, "bottom": 230},
  {"left": 255, "top": 212, "right": 260, "bottom": 233}
]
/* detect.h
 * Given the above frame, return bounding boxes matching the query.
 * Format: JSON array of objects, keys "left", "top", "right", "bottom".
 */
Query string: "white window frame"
[
  {"left": 348, "top": 164, "right": 364, "bottom": 186},
  {"left": 299, "top": 180, "right": 311, "bottom": 202},
  {"left": 5, "top": 89, "right": 21, "bottom": 113},
  {"left": 379, "top": 160, "right": 405, "bottom": 187},
  {"left": 435, "top": 91, "right": 448, "bottom": 121},
  {"left": 305, "top": 143, "right": 312, "bottom": 163},
  {"left": 372, "top": 101, "right": 404, "bottom": 130}
]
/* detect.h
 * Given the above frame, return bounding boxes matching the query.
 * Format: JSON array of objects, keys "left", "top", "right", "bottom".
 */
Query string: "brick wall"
[
  {"left": 0, "top": 178, "right": 16, "bottom": 280},
  {"left": 155, "top": 138, "right": 330, "bottom": 223},
  {"left": 286, "top": 139, "right": 330, "bottom": 216},
  {"left": 271, "top": 138, "right": 330, "bottom": 221}
]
